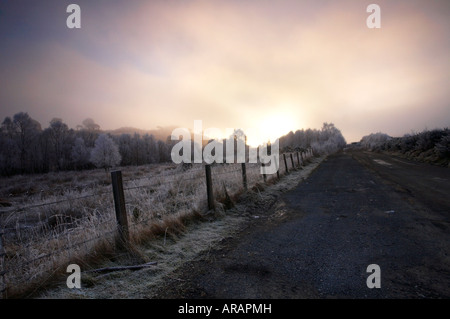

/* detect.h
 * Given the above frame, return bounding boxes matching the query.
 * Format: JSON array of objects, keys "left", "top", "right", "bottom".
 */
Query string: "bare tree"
[
  {"left": 82, "top": 118, "right": 100, "bottom": 131},
  {"left": 2, "top": 113, "right": 42, "bottom": 173},
  {"left": 46, "top": 118, "right": 70, "bottom": 170},
  {"left": 80, "top": 118, "right": 100, "bottom": 147}
]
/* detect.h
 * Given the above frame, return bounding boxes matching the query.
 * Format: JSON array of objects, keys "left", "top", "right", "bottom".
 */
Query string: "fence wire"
[{"left": 0, "top": 151, "right": 312, "bottom": 297}]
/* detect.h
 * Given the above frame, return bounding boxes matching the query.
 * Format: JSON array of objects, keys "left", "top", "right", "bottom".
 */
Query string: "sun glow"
[{"left": 245, "top": 113, "right": 299, "bottom": 147}]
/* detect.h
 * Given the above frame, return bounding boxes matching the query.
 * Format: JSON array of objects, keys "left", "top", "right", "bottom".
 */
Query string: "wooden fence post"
[
  {"left": 241, "top": 163, "right": 248, "bottom": 191},
  {"left": 276, "top": 157, "right": 280, "bottom": 179},
  {"left": 205, "top": 165, "right": 215, "bottom": 210},
  {"left": 111, "top": 170, "right": 129, "bottom": 246},
  {"left": 290, "top": 153, "right": 295, "bottom": 170},
  {"left": 297, "top": 152, "right": 301, "bottom": 167},
  {"left": 262, "top": 163, "right": 267, "bottom": 183},
  {"left": 0, "top": 231, "right": 6, "bottom": 299},
  {"left": 283, "top": 153, "right": 289, "bottom": 174}
]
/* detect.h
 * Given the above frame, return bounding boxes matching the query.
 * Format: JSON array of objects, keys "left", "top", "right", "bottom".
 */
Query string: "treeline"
[
  {"left": 0, "top": 112, "right": 172, "bottom": 176},
  {"left": 359, "top": 128, "right": 450, "bottom": 166},
  {"left": 0, "top": 113, "right": 348, "bottom": 176},
  {"left": 279, "top": 122, "right": 347, "bottom": 154}
]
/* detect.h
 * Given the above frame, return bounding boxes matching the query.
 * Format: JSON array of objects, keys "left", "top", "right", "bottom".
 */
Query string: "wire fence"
[{"left": 0, "top": 149, "right": 313, "bottom": 298}]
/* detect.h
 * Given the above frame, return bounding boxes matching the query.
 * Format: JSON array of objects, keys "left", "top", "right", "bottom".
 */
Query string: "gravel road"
[{"left": 154, "top": 150, "right": 450, "bottom": 299}]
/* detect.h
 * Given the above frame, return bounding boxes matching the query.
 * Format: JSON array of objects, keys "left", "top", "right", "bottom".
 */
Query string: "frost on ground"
[{"left": 38, "top": 156, "right": 326, "bottom": 299}]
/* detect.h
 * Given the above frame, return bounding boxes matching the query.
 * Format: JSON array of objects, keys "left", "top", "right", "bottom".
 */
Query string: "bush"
[
  {"left": 415, "top": 129, "right": 446, "bottom": 152},
  {"left": 435, "top": 134, "right": 450, "bottom": 158},
  {"left": 360, "top": 132, "right": 391, "bottom": 150},
  {"left": 360, "top": 128, "right": 450, "bottom": 165}
]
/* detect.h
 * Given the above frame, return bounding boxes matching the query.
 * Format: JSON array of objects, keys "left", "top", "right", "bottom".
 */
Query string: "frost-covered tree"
[
  {"left": 416, "top": 129, "right": 447, "bottom": 152},
  {"left": 71, "top": 137, "right": 90, "bottom": 169},
  {"left": 0, "top": 112, "right": 175, "bottom": 176},
  {"left": 278, "top": 122, "right": 346, "bottom": 155},
  {"left": 116, "top": 133, "right": 133, "bottom": 166},
  {"left": 311, "top": 123, "right": 347, "bottom": 155},
  {"left": 223, "top": 129, "right": 247, "bottom": 163},
  {"left": 360, "top": 132, "right": 391, "bottom": 150},
  {"left": 90, "top": 134, "right": 121, "bottom": 171}
]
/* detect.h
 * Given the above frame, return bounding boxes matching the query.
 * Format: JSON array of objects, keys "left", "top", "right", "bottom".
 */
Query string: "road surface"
[{"left": 154, "top": 150, "right": 450, "bottom": 298}]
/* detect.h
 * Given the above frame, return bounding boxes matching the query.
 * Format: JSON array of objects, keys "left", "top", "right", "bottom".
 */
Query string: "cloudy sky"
[{"left": 0, "top": 0, "right": 449, "bottom": 145}]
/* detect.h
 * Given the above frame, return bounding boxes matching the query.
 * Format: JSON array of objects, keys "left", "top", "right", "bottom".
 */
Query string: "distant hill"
[{"left": 105, "top": 125, "right": 179, "bottom": 142}]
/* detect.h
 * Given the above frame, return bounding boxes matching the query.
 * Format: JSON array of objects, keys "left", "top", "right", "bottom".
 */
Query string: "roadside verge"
[{"left": 38, "top": 155, "right": 326, "bottom": 299}]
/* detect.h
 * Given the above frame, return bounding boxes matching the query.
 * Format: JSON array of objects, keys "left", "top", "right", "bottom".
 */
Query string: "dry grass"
[
  {"left": 38, "top": 154, "right": 325, "bottom": 299},
  {"left": 0, "top": 153, "right": 313, "bottom": 298}
]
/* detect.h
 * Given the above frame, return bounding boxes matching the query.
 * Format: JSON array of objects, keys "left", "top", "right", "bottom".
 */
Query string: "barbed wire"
[
  {"left": 0, "top": 156, "right": 307, "bottom": 294},
  {"left": 0, "top": 190, "right": 113, "bottom": 217},
  {"left": 1, "top": 164, "right": 238, "bottom": 248},
  {"left": 122, "top": 173, "right": 205, "bottom": 192},
  {"left": 0, "top": 170, "right": 207, "bottom": 215},
  {"left": 14, "top": 160, "right": 289, "bottom": 209},
  {"left": 6, "top": 229, "right": 118, "bottom": 289},
  {"left": 0, "top": 159, "right": 280, "bottom": 200}
]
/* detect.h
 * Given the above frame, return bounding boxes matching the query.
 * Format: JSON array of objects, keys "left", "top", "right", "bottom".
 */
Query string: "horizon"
[
  {"left": 2, "top": 109, "right": 450, "bottom": 145},
  {"left": 1, "top": 0, "right": 449, "bottom": 144}
]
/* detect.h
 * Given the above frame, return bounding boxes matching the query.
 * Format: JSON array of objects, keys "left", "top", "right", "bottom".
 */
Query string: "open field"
[
  {"left": 36, "top": 155, "right": 324, "bottom": 298},
  {"left": 0, "top": 151, "right": 315, "bottom": 298}
]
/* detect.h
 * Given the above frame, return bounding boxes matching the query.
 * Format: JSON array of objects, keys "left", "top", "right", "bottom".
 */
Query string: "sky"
[{"left": 0, "top": 0, "right": 449, "bottom": 145}]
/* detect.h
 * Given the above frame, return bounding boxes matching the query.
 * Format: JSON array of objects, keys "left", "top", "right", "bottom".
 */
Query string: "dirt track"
[{"left": 154, "top": 150, "right": 450, "bottom": 299}]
